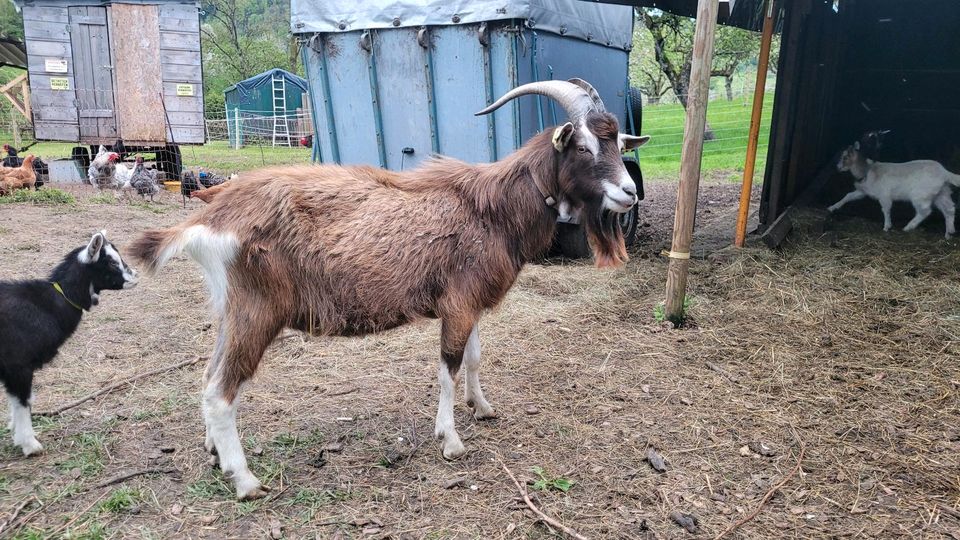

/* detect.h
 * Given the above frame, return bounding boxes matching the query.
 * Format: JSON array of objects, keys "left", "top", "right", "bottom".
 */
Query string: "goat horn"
[
  {"left": 566, "top": 78, "right": 606, "bottom": 113},
  {"left": 474, "top": 80, "right": 601, "bottom": 122}
]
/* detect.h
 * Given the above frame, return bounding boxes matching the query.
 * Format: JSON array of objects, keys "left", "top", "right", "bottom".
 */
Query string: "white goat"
[{"left": 830, "top": 141, "right": 960, "bottom": 238}]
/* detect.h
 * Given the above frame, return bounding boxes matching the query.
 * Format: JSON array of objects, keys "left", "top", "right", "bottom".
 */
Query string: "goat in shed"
[
  {"left": 129, "top": 79, "right": 650, "bottom": 500},
  {"left": 830, "top": 140, "right": 960, "bottom": 237},
  {"left": 0, "top": 231, "right": 138, "bottom": 456}
]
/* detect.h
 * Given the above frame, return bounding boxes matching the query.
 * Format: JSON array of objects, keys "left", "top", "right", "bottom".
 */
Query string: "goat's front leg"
[
  {"left": 828, "top": 189, "right": 865, "bottom": 213},
  {"left": 5, "top": 374, "right": 42, "bottom": 456},
  {"left": 878, "top": 198, "right": 893, "bottom": 231},
  {"left": 463, "top": 323, "right": 496, "bottom": 420},
  {"left": 435, "top": 315, "right": 476, "bottom": 460}
]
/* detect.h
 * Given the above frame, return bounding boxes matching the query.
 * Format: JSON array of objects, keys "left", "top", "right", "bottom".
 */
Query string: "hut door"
[
  {"left": 68, "top": 6, "right": 117, "bottom": 143},
  {"left": 109, "top": 4, "right": 166, "bottom": 143}
]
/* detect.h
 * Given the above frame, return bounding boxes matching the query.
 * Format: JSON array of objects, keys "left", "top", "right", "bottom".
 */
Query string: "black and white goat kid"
[{"left": 0, "top": 231, "right": 138, "bottom": 456}]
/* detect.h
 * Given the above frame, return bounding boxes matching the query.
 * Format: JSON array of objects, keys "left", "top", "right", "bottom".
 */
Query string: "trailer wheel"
[
  {"left": 627, "top": 86, "right": 644, "bottom": 136},
  {"left": 156, "top": 145, "right": 182, "bottom": 180},
  {"left": 554, "top": 205, "right": 640, "bottom": 259},
  {"left": 71, "top": 147, "right": 91, "bottom": 183}
]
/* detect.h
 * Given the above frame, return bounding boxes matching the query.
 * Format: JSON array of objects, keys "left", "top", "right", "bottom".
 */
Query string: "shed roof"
[
  {"left": 611, "top": 0, "right": 778, "bottom": 32},
  {"left": 0, "top": 37, "right": 26, "bottom": 69},
  {"left": 224, "top": 68, "right": 309, "bottom": 100},
  {"left": 14, "top": 0, "right": 197, "bottom": 5},
  {"left": 290, "top": 0, "right": 635, "bottom": 51}
]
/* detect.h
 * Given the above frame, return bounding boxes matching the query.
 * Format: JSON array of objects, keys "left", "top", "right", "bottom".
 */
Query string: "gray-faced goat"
[
  {"left": 0, "top": 231, "right": 138, "bottom": 456},
  {"left": 830, "top": 140, "right": 960, "bottom": 237},
  {"left": 129, "top": 79, "right": 650, "bottom": 500}
]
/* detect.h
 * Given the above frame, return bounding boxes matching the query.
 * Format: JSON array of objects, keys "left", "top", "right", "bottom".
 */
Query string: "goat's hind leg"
[
  {"left": 202, "top": 314, "right": 280, "bottom": 500},
  {"left": 934, "top": 189, "right": 956, "bottom": 238},
  {"left": 4, "top": 372, "right": 42, "bottom": 456},
  {"left": 462, "top": 323, "right": 496, "bottom": 420},
  {"left": 903, "top": 200, "right": 933, "bottom": 232}
]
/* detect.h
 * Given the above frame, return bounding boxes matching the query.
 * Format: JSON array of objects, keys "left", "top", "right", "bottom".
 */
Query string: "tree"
[
  {"left": 637, "top": 8, "right": 713, "bottom": 138},
  {"left": 629, "top": 23, "right": 672, "bottom": 104},
  {"left": 0, "top": 1, "right": 23, "bottom": 40},
  {"left": 200, "top": 0, "right": 299, "bottom": 112},
  {"left": 711, "top": 26, "right": 759, "bottom": 101}
]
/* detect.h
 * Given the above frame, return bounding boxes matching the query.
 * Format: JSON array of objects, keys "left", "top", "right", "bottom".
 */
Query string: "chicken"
[
  {"left": 88, "top": 146, "right": 120, "bottom": 189},
  {"left": 189, "top": 182, "right": 231, "bottom": 203},
  {"left": 2, "top": 144, "right": 22, "bottom": 168},
  {"left": 197, "top": 168, "right": 234, "bottom": 188},
  {"left": 129, "top": 157, "right": 160, "bottom": 201},
  {"left": 0, "top": 155, "right": 37, "bottom": 193},
  {"left": 113, "top": 160, "right": 134, "bottom": 189}
]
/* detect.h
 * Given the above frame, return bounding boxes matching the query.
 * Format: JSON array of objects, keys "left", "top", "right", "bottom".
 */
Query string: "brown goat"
[{"left": 129, "top": 80, "right": 650, "bottom": 500}]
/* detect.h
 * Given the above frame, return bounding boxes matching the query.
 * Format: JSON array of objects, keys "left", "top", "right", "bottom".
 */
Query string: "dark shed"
[{"left": 635, "top": 0, "right": 959, "bottom": 238}]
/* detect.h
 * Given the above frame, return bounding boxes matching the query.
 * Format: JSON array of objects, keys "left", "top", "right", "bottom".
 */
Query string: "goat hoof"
[
  {"left": 471, "top": 405, "right": 497, "bottom": 421},
  {"left": 237, "top": 484, "right": 271, "bottom": 501},
  {"left": 441, "top": 440, "right": 467, "bottom": 460},
  {"left": 21, "top": 439, "right": 44, "bottom": 457}
]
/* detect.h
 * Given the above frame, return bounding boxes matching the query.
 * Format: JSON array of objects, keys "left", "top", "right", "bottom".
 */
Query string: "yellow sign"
[
  {"left": 50, "top": 77, "right": 70, "bottom": 91},
  {"left": 176, "top": 84, "right": 194, "bottom": 96}
]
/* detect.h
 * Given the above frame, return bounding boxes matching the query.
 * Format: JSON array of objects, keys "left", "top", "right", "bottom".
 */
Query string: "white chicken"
[{"left": 87, "top": 146, "right": 120, "bottom": 189}]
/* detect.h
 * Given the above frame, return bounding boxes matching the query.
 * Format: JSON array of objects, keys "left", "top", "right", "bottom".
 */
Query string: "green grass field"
[
  {"left": 3, "top": 93, "right": 772, "bottom": 182},
  {"left": 636, "top": 92, "right": 775, "bottom": 182}
]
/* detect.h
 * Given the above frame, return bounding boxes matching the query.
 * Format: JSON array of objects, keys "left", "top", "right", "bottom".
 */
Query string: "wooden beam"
[
  {"left": 734, "top": 0, "right": 776, "bottom": 247},
  {"left": 664, "top": 0, "right": 720, "bottom": 322}
]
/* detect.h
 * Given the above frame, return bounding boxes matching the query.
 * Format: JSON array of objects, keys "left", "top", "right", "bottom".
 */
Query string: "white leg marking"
[
  {"left": 935, "top": 190, "right": 955, "bottom": 238},
  {"left": 463, "top": 324, "right": 495, "bottom": 420},
  {"left": 434, "top": 363, "right": 465, "bottom": 460},
  {"left": 7, "top": 393, "right": 42, "bottom": 456},
  {"left": 202, "top": 381, "right": 265, "bottom": 499}
]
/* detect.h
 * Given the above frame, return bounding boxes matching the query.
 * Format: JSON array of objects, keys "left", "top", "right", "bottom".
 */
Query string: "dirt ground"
[{"left": 0, "top": 179, "right": 958, "bottom": 539}]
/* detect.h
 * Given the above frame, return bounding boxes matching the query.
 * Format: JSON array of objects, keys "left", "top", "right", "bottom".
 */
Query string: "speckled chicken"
[{"left": 129, "top": 157, "right": 161, "bottom": 201}]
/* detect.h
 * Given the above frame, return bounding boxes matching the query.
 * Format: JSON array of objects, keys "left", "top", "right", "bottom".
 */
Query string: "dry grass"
[{"left": 0, "top": 184, "right": 957, "bottom": 539}]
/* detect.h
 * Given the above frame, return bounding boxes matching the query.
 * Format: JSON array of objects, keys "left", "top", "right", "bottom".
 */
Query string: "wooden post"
[
  {"left": 664, "top": 0, "right": 720, "bottom": 322},
  {"left": 734, "top": 0, "right": 777, "bottom": 247}
]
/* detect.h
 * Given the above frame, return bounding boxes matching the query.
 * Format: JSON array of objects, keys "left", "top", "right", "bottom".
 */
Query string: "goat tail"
[
  {"left": 127, "top": 223, "right": 239, "bottom": 276},
  {"left": 127, "top": 225, "right": 190, "bottom": 274}
]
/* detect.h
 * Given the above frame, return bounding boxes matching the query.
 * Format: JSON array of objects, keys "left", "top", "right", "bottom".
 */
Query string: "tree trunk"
[
  {"left": 725, "top": 76, "right": 733, "bottom": 101},
  {"left": 648, "top": 95, "right": 660, "bottom": 105}
]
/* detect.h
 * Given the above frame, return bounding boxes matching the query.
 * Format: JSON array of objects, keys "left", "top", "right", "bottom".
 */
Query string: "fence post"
[
  {"left": 234, "top": 108, "right": 242, "bottom": 149},
  {"left": 663, "top": 0, "right": 720, "bottom": 323}
]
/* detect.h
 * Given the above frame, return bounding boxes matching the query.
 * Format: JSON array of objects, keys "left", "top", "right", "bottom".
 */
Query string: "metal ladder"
[{"left": 271, "top": 72, "right": 290, "bottom": 147}]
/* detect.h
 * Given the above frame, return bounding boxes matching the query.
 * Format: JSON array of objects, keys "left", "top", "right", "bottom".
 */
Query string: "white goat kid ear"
[
  {"left": 552, "top": 122, "right": 576, "bottom": 152},
  {"left": 619, "top": 133, "right": 650, "bottom": 152},
  {"left": 853, "top": 141, "right": 860, "bottom": 150},
  {"left": 82, "top": 232, "right": 105, "bottom": 263}
]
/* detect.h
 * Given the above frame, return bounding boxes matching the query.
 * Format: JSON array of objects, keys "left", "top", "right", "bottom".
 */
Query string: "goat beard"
[{"left": 583, "top": 206, "right": 628, "bottom": 268}]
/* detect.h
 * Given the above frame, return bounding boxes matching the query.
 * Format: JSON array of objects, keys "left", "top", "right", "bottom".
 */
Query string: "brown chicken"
[
  {"left": 189, "top": 182, "right": 231, "bottom": 203},
  {"left": 0, "top": 155, "right": 36, "bottom": 194}
]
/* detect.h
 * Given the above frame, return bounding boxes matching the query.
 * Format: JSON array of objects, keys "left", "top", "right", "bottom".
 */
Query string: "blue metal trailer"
[{"left": 291, "top": 0, "right": 644, "bottom": 256}]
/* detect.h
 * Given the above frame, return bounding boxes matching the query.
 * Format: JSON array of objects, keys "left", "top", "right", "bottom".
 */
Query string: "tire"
[
  {"left": 156, "top": 145, "right": 182, "bottom": 180},
  {"left": 627, "top": 86, "right": 644, "bottom": 136},
  {"left": 555, "top": 223, "right": 592, "bottom": 259},
  {"left": 620, "top": 204, "right": 639, "bottom": 247},
  {"left": 555, "top": 205, "right": 640, "bottom": 258},
  {"left": 72, "top": 146, "right": 91, "bottom": 183}
]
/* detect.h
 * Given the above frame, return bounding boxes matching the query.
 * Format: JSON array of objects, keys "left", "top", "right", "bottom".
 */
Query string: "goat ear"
[
  {"left": 552, "top": 122, "right": 576, "bottom": 152},
  {"left": 620, "top": 133, "right": 650, "bottom": 152},
  {"left": 853, "top": 141, "right": 860, "bottom": 150},
  {"left": 82, "top": 232, "right": 105, "bottom": 263}
]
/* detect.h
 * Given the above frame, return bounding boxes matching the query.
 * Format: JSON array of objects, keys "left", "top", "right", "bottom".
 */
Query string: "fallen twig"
[
  {"left": 0, "top": 496, "right": 40, "bottom": 536},
  {"left": 940, "top": 504, "right": 960, "bottom": 520},
  {"left": 93, "top": 468, "right": 179, "bottom": 489},
  {"left": 325, "top": 386, "right": 359, "bottom": 397},
  {"left": 46, "top": 491, "right": 108, "bottom": 538},
  {"left": 714, "top": 430, "right": 806, "bottom": 540},
  {"left": 497, "top": 457, "right": 589, "bottom": 540},
  {"left": 37, "top": 356, "right": 205, "bottom": 416},
  {"left": 705, "top": 361, "right": 740, "bottom": 384}
]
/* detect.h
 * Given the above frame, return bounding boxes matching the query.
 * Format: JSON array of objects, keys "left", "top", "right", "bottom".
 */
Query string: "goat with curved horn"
[{"left": 474, "top": 80, "right": 601, "bottom": 121}]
